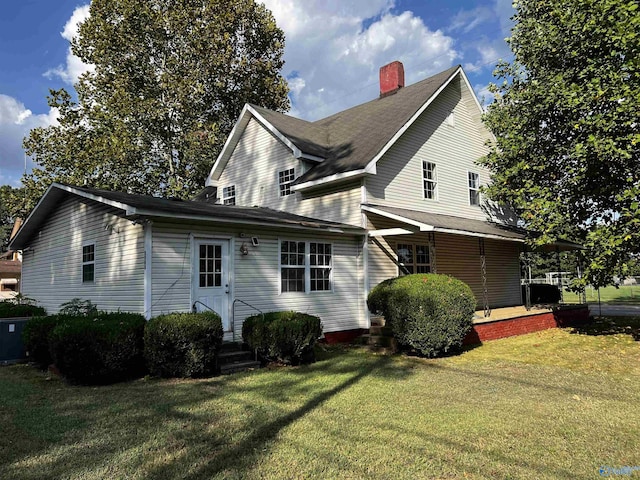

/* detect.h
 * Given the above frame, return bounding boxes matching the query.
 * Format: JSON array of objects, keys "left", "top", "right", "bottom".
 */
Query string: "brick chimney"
[{"left": 379, "top": 61, "right": 405, "bottom": 97}]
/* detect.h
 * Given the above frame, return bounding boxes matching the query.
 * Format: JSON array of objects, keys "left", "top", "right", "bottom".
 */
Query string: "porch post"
[
  {"left": 428, "top": 232, "right": 437, "bottom": 273},
  {"left": 556, "top": 246, "right": 563, "bottom": 303},
  {"left": 479, "top": 238, "right": 491, "bottom": 317}
]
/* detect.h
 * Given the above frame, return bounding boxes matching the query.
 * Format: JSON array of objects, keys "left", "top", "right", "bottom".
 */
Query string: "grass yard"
[
  {"left": 1, "top": 318, "right": 639, "bottom": 480},
  {"left": 563, "top": 284, "right": 640, "bottom": 304}
]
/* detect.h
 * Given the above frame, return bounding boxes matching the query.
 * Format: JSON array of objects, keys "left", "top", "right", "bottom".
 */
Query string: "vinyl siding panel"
[
  {"left": 217, "top": 118, "right": 363, "bottom": 227},
  {"left": 366, "top": 215, "right": 522, "bottom": 308},
  {"left": 21, "top": 197, "right": 144, "bottom": 314},
  {"left": 366, "top": 75, "right": 492, "bottom": 221},
  {"left": 151, "top": 222, "right": 365, "bottom": 338}
]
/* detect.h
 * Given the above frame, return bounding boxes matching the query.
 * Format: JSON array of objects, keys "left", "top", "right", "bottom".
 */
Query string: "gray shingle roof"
[{"left": 250, "top": 65, "right": 461, "bottom": 184}]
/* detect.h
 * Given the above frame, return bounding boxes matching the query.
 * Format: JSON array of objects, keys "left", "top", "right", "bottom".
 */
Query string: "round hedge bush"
[
  {"left": 22, "top": 315, "right": 60, "bottom": 369},
  {"left": 144, "top": 312, "right": 223, "bottom": 378},
  {"left": 242, "top": 311, "right": 322, "bottom": 365},
  {"left": 380, "top": 274, "right": 476, "bottom": 357},
  {"left": 49, "top": 312, "right": 146, "bottom": 384}
]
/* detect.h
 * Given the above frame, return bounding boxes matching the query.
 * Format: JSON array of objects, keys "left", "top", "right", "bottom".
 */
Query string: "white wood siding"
[
  {"left": 366, "top": 216, "right": 522, "bottom": 308},
  {"left": 21, "top": 197, "right": 144, "bottom": 314},
  {"left": 217, "top": 118, "right": 363, "bottom": 227},
  {"left": 151, "top": 222, "right": 365, "bottom": 337},
  {"left": 366, "top": 75, "right": 492, "bottom": 221}
]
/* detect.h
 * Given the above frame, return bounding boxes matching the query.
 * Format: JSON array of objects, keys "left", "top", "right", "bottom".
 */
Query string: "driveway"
[{"left": 588, "top": 303, "right": 640, "bottom": 317}]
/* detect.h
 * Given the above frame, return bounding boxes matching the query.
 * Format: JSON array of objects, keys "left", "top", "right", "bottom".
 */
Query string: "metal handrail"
[
  {"left": 232, "top": 298, "right": 264, "bottom": 351},
  {"left": 192, "top": 301, "right": 220, "bottom": 316}
]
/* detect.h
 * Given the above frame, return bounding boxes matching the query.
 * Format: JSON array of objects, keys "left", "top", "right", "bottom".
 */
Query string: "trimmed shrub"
[
  {"left": 367, "top": 277, "right": 398, "bottom": 317},
  {"left": 144, "top": 312, "right": 223, "bottom": 378},
  {"left": 384, "top": 274, "right": 476, "bottom": 357},
  {"left": 49, "top": 312, "right": 146, "bottom": 384},
  {"left": 522, "top": 284, "right": 561, "bottom": 304},
  {"left": 0, "top": 299, "right": 46, "bottom": 318},
  {"left": 22, "top": 315, "right": 60, "bottom": 368},
  {"left": 242, "top": 311, "right": 322, "bottom": 365}
]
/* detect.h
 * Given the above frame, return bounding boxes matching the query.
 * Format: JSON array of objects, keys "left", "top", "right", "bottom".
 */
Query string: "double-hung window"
[
  {"left": 422, "top": 161, "right": 437, "bottom": 200},
  {"left": 278, "top": 168, "right": 295, "bottom": 197},
  {"left": 82, "top": 243, "right": 95, "bottom": 283},
  {"left": 397, "top": 243, "right": 430, "bottom": 274},
  {"left": 223, "top": 185, "right": 236, "bottom": 205},
  {"left": 280, "top": 240, "right": 332, "bottom": 293},
  {"left": 468, "top": 172, "right": 480, "bottom": 206}
]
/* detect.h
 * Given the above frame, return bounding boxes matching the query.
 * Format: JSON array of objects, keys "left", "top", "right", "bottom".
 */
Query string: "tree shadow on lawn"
[
  {"left": 570, "top": 316, "right": 640, "bottom": 340},
  {"left": 1, "top": 350, "right": 417, "bottom": 480}
]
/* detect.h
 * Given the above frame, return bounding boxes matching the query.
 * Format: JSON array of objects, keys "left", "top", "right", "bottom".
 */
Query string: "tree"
[
  {"left": 481, "top": 0, "right": 640, "bottom": 288},
  {"left": 0, "top": 186, "right": 24, "bottom": 251},
  {"left": 23, "top": 0, "right": 289, "bottom": 213}
]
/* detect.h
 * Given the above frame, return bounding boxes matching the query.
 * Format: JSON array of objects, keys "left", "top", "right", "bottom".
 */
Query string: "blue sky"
[{"left": 0, "top": 0, "right": 514, "bottom": 187}]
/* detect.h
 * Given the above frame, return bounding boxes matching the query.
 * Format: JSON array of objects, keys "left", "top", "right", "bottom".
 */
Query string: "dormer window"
[
  {"left": 279, "top": 168, "right": 295, "bottom": 197},
  {"left": 223, "top": 185, "right": 236, "bottom": 205},
  {"left": 422, "top": 161, "right": 437, "bottom": 200},
  {"left": 468, "top": 172, "right": 480, "bottom": 206}
]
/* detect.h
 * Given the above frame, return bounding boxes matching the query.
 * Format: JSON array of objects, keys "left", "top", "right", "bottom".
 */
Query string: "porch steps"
[
  {"left": 218, "top": 343, "right": 261, "bottom": 375},
  {"left": 355, "top": 316, "right": 398, "bottom": 354}
]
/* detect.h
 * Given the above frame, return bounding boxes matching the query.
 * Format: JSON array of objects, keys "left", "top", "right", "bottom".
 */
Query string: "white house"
[{"left": 11, "top": 62, "right": 562, "bottom": 342}]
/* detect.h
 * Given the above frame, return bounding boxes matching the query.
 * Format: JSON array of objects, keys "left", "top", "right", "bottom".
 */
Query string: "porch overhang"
[
  {"left": 362, "top": 204, "right": 527, "bottom": 243},
  {"left": 362, "top": 204, "right": 582, "bottom": 251}
]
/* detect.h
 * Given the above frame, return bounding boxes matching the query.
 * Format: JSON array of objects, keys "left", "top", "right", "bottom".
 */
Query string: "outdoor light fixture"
[{"left": 240, "top": 242, "right": 249, "bottom": 255}]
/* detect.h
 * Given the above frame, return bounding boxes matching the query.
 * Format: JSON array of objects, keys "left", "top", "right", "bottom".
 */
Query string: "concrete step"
[
  {"left": 370, "top": 315, "right": 386, "bottom": 327},
  {"left": 220, "top": 360, "right": 262, "bottom": 375},
  {"left": 359, "top": 334, "right": 398, "bottom": 349},
  {"left": 369, "top": 325, "right": 393, "bottom": 336},
  {"left": 218, "top": 350, "right": 253, "bottom": 366}
]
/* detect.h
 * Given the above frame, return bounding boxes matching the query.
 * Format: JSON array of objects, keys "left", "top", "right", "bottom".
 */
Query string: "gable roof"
[
  {"left": 208, "top": 65, "right": 471, "bottom": 189},
  {"left": 9, "top": 183, "right": 364, "bottom": 250}
]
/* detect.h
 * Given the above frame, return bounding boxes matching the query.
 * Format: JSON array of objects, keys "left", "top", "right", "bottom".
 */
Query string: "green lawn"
[
  {"left": 563, "top": 284, "right": 640, "bottom": 304},
  {"left": 1, "top": 318, "right": 640, "bottom": 480}
]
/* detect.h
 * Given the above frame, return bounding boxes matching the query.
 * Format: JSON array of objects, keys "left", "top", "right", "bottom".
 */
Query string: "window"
[
  {"left": 397, "top": 243, "right": 430, "bottom": 274},
  {"left": 280, "top": 240, "right": 332, "bottom": 293},
  {"left": 422, "top": 161, "right": 437, "bottom": 200},
  {"left": 82, "top": 243, "right": 95, "bottom": 283},
  {"left": 468, "top": 172, "right": 480, "bottom": 206},
  {"left": 223, "top": 185, "right": 236, "bottom": 205},
  {"left": 278, "top": 168, "right": 295, "bottom": 197},
  {"left": 199, "top": 244, "right": 222, "bottom": 288}
]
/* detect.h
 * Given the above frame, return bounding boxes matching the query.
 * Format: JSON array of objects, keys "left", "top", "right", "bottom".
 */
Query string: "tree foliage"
[
  {"left": 0, "top": 185, "right": 25, "bottom": 251},
  {"left": 22, "top": 0, "right": 289, "bottom": 213},
  {"left": 481, "top": 0, "right": 640, "bottom": 287}
]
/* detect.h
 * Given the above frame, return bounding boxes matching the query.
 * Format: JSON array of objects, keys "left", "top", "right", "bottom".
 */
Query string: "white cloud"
[
  {"left": 43, "top": 5, "right": 93, "bottom": 85},
  {"left": 448, "top": 6, "right": 494, "bottom": 34},
  {"left": 474, "top": 83, "right": 495, "bottom": 109},
  {"left": 0, "top": 95, "right": 58, "bottom": 186},
  {"left": 261, "top": 0, "right": 458, "bottom": 120}
]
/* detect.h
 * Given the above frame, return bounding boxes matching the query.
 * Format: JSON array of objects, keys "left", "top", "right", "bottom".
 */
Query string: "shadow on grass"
[
  {"left": 570, "top": 316, "right": 640, "bottom": 340},
  {"left": 0, "top": 350, "right": 417, "bottom": 480}
]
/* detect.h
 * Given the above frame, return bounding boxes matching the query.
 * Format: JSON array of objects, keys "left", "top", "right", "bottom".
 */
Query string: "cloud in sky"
[
  {"left": 0, "top": 95, "right": 58, "bottom": 186},
  {"left": 262, "top": 0, "right": 458, "bottom": 120},
  {"left": 43, "top": 4, "right": 92, "bottom": 85}
]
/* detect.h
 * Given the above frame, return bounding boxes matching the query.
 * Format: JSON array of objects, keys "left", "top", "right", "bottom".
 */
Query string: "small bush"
[
  {"left": 22, "top": 315, "right": 60, "bottom": 368},
  {"left": 59, "top": 298, "right": 98, "bottom": 316},
  {"left": 384, "top": 274, "right": 476, "bottom": 357},
  {"left": 523, "top": 284, "right": 561, "bottom": 304},
  {"left": 242, "top": 311, "right": 322, "bottom": 365},
  {"left": 0, "top": 299, "right": 46, "bottom": 318},
  {"left": 144, "top": 312, "right": 223, "bottom": 378},
  {"left": 49, "top": 312, "right": 146, "bottom": 384}
]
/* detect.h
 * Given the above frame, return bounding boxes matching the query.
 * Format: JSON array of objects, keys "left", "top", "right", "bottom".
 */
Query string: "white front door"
[{"left": 194, "top": 240, "right": 230, "bottom": 331}]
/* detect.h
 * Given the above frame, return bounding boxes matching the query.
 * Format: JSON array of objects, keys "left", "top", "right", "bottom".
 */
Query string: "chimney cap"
[{"left": 379, "top": 61, "right": 405, "bottom": 97}]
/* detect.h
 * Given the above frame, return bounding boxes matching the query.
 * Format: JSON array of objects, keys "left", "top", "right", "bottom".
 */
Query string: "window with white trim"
[
  {"left": 278, "top": 168, "right": 295, "bottom": 197},
  {"left": 82, "top": 243, "right": 95, "bottom": 283},
  {"left": 397, "top": 243, "right": 430, "bottom": 274},
  {"left": 422, "top": 161, "right": 437, "bottom": 200},
  {"left": 280, "top": 240, "right": 332, "bottom": 293},
  {"left": 468, "top": 172, "right": 480, "bottom": 206},
  {"left": 223, "top": 185, "right": 236, "bottom": 205}
]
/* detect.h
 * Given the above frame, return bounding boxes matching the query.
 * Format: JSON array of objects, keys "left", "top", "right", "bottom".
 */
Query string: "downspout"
[{"left": 143, "top": 220, "right": 153, "bottom": 320}]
